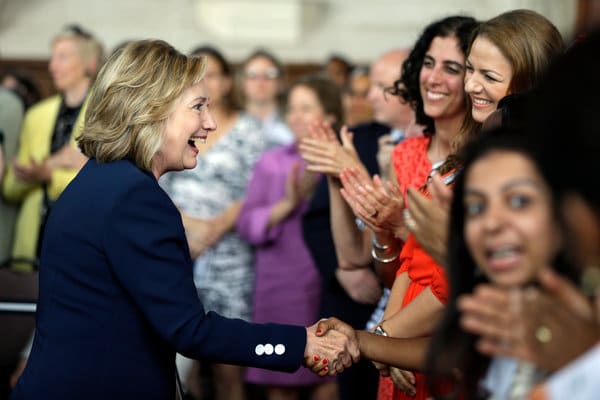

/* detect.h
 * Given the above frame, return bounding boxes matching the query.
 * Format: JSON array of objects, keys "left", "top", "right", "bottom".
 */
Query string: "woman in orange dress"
[{"left": 340, "top": 15, "right": 477, "bottom": 400}]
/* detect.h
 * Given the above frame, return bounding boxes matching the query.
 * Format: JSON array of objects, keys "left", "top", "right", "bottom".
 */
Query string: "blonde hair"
[
  {"left": 52, "top": 25, "right": 105, "bottom": 77},
  {"left": 77, "top": 39, "right": 207, "bottom": 171}
]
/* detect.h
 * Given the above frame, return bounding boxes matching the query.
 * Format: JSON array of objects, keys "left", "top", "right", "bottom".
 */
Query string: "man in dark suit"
[{"left": 10, "top": 40, "right": 358, "bottom": 400}]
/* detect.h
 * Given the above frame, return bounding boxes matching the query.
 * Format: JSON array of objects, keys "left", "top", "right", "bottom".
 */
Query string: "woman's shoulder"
[
  {"left": 84, "top": 159, "right": 158, "bottom": 194},
  {"left": 55, "top": 159, "right": 171, "bottom": 228}
]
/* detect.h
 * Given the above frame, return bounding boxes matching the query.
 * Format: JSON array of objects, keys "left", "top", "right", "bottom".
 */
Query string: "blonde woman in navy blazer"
[{"left": 10, "top": 40, "right": 359, "bottom": 400}]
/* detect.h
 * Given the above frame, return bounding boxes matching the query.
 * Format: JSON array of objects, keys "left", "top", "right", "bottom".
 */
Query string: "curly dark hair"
[{"left": 399, "top": 16, "right": 478, "bottom": 135}]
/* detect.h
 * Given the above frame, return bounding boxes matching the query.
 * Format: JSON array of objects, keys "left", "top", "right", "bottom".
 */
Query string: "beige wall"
[{"left": 0, "top": 0, "right": 577, "bottom": 63}]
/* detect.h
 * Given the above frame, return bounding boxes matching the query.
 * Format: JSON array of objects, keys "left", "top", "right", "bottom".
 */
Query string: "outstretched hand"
[{"left": 304, "top": 317, "right": 360, "bottom": 376}]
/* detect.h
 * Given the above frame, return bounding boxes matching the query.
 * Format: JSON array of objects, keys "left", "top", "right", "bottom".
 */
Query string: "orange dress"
[{"left": 377, "top": 137, "right": 451, "bottom": 400}]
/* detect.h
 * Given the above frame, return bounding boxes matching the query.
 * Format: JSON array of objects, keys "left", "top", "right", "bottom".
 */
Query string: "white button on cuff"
[
  {"left": 275, "top": 344, "right": 285, "bottom": 355},
  {"left": 264, "top": 344, "right": 274, "bottom": 355},
  {"left": 255, "top": 344, "right": 265, "bottom": 356}
]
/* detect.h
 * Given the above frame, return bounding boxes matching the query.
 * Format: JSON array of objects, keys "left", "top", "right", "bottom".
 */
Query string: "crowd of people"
[{"left": 1, "top": 7, "right": 599, "bottom": 400}]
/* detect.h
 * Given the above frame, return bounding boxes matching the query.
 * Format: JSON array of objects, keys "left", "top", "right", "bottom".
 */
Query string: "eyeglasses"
[{"left": 244, "top": 69, "right": 280, "bottom": 80}]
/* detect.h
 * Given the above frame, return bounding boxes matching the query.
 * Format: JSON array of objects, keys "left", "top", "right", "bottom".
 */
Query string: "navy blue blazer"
[{"left": 11, "top": 159, "right": 306, "bottom": 400}]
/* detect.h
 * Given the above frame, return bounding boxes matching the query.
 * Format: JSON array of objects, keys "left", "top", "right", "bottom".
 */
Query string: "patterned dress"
[{"left": 160, "top": 113, "right": 268, "bottom": 320}]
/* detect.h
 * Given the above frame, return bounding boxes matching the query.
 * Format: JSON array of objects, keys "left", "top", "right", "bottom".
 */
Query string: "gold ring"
[{"left": 535, "top": 325, "right": 552, "bottom": 344}]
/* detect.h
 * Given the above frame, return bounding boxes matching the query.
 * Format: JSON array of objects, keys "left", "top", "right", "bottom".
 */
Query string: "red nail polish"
[
  {"left": 322, "top": 359, "right": 328, "bottom": 365},
  {"left": 316, "top": 329, "right": 322, "bottom": 335},
  {"left": 323, "top": 366, "right": 328, "bottom": 372},
  {"left": 313, "top": 355, "right": 320, "bottom": 362}
]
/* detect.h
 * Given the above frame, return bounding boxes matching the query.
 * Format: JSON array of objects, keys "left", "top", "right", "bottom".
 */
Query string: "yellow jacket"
[{"left": 2, "top": 95, "right": 87, "bottom": 270}]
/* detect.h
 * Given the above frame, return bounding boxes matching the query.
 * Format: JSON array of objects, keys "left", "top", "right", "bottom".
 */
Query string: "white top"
[
  {"left": 481, "top": 357, "right": 545, "bottom": 399},
  {"left": 541, "top": 344, "right": 600, "bottom": 400}
]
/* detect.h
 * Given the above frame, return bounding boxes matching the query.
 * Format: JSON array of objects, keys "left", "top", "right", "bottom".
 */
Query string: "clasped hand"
[
  {"left": 13, "top": 144, "right": 88, "bottom": 184},
  {"left": 13, "top": 157, "right": 52, "bottom": 184},
  {"left": 303, "top": 318, "right": 360, "bottom": 376}
]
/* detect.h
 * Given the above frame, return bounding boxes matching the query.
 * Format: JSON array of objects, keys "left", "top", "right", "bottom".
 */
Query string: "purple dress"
[{"left": 237, "top": 144, "right": 322, "bottom": 386}]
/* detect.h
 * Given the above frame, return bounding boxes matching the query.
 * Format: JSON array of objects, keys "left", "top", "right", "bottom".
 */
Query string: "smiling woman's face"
[
  {"left": 152, "top": 81, "right": 216, "bottom": 178},
  {"left": 419, "top": 35, "right": 467, "bottom": 121},
  {"left": 464, "top": 36, "right": 514, "bottom": 123},
  {"left": 463, "top": 150, "right": 562, "bottom": 287},
  {"left": 285, "top": 84, "right": 327, "bottom": 140}
]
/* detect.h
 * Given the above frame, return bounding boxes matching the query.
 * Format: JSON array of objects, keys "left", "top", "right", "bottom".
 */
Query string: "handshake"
[{"left": 303, "top": 317, "right": 360, "bottom": 376}]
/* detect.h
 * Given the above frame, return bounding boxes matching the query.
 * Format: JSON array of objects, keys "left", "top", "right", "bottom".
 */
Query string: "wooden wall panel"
[{"left": 1, "top": 59, "right": 323, "bottom": 101}]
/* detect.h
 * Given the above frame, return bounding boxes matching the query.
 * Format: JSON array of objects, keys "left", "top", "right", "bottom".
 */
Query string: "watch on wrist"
[{"left": 374, "top": 324, "right": 388, "bottom": 337}]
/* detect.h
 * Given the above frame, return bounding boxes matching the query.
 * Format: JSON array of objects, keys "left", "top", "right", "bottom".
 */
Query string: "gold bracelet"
[{"left": 371, "top": 248, "right": 399, "bottom": 263}]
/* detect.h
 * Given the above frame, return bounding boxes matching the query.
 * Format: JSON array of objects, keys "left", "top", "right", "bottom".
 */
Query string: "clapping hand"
[
  {"left": 459, "top": 269, "right": 599, "bottom": 372},
  {"left": 339, "top": 168, "right": 405, "bottom": 236},
  {"left": 284, "top": 161, "right": 319, "bottom": 210},
  {"left": 299, "top": 122, "right": 367, "bottom": 178},
  {"left": 404, "top": 174, "right": 452, "bottom": 266},
  {"left": 304, "top": 318, "right": 360, "bottom": 376}
]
